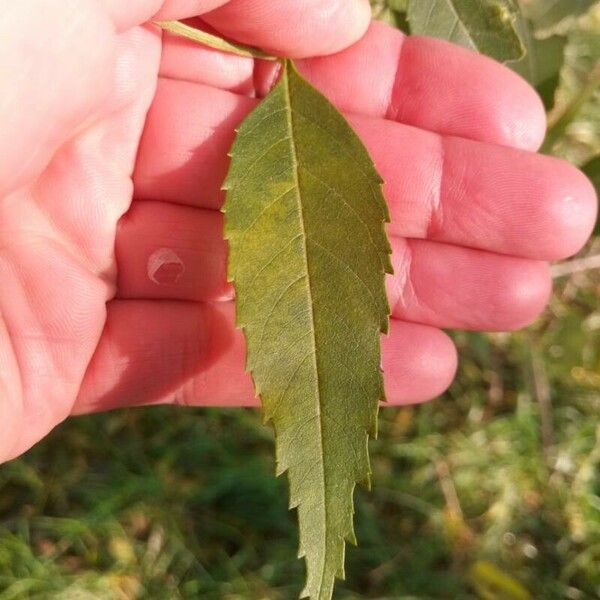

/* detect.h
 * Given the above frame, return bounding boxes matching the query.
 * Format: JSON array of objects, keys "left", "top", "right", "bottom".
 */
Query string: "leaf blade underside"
[{"left": 223, "top": 60, "right": 392, "bottom": 600}]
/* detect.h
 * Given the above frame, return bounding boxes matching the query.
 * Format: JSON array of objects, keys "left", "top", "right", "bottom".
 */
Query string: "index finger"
[{"left": 156, "top": 0, "right": 372, "bottom": 57}]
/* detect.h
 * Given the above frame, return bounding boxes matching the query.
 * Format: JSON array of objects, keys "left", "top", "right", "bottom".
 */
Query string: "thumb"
[
  {"left": 154, "top": 0, "right": 372, "bottom": 59},
  {"left": 0, "top": 0, "right": 117, "bottom": 197},
  {"left": 202, "top": 0, "right": 372, "bottom": 58}
]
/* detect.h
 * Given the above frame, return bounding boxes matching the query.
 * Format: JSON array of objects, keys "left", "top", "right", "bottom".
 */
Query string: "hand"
[{"left": 0, "top": 0, "right": 596, "bottom": 462}]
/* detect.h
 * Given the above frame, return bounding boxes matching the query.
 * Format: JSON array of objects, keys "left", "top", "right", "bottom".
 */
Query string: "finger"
[
  {"left": 200, "top": 0, "right": 372, "bottom": 58},
  {"left": 116, "top": 201, "right": 232, "bottom": 301},
  {"left": 296, "top": 22, "right": 546, "bottom": 150},
  {"left": 159, "top": 20, "right": 545, "bottom": 149},
  {"left": 134, "top": 79, "right": 596, "bottom": 260},
  {"left": 389, "top": 239, "right": 551, "bottom": 331},
  {"left": 133, "top": 80, "right": 250, "bottom": 208},
  {"left": 74, "top": 301, "right": 457, "bottom": 414},
  {"left": 354, "top": 117, "right": 598, "bottom": 261},
  {"left": 116, "top": 201, "right": 551, "bottom": 331}
]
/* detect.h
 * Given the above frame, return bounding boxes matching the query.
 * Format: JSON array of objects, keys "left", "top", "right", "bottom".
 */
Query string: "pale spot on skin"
[
  {"left": 147, "top": 247, "right": 185, "bottom": 284},
  {"left": 214, "top": 288, "right": 235, "bottom": 302}
]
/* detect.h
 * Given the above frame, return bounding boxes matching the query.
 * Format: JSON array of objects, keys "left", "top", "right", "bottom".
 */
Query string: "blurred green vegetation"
[{"left": 1, "top": 2, "right": 599, "bottom": 599}]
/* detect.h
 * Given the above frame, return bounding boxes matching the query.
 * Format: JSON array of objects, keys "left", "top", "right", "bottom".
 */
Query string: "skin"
[{"left": 0, "top": 0, "right": 596, "bottom": 462}]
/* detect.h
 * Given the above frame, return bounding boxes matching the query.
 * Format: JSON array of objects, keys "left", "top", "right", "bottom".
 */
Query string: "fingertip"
[
  {"left": 383, "top": 321, "right": 457, "bottom": 405},
  {"left": 497, "top": 261, "right": 552, "bottom": 330},
  {"left": 497, "top": 74, "right": 547, "bottom": 152},
  {"left": 565, "top": 166, "right": 598, "bottom": 254},
  {"left": 420, "top": 327, "right": 458, "bottom": 400},
  {"left": 322, "top": 0, "right": 372, "bottom": 57},
  {"left": 540, "top": 158, "right": 598, "bottom": 259},
  {"left": 424, "top": 328, "right": 458, "bottom": 400},
  {"left": 202, "top": 0, "right": 372, "bottom": 58}
]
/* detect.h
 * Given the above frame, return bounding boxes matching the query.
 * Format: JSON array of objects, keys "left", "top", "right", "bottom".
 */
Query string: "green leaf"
[
  {"left": 407, "top": 0, "right": 525, "bottom": 62},
  {"left": 543, "top": 7, "right": 600, "bottom": 164},
  {"left": 223, "top": 60, "right": 392, "bottom": 600},
  {"left": 508, "top": 15, "right": 567, "bottom": 110},
  {"left": 518, "top": 0, "right": 597, "bottom": 31}
]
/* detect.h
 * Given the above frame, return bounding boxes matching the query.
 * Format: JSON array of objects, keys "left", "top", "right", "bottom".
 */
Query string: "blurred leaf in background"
[
  {"left": 406, "top": 0, "right": 525, "bottom": 62},
  {"left": 518, "top": 0, "right": 597, "bottom": 31},
  {"left": 508, "top": 15, "right": 567, "bottom": 109},
  {"left": 542, "top": 4, "right": 600, "bottom": 165}
]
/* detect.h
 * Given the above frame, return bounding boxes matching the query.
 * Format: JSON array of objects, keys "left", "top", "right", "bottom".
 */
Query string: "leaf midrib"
[{"left": 282, "top": 63, "right": 329, "bottom": 591}]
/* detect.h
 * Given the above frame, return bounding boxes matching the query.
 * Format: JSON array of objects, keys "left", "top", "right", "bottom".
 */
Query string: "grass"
[{"left": 1, "top": 4, "right": 600, "bottom": 600}]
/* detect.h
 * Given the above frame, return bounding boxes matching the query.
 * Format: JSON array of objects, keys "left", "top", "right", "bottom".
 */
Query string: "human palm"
[{"left": 0, "top": 0, "right": 596, "bottom": 462}]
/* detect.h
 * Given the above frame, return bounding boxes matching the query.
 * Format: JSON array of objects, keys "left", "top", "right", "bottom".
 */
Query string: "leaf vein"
[
  {"left": 299, "top": 166, "right": 383, "bottom": 261},
  {"left": 235, "top": 186, "right": 296, "bottom": 238},
  {"left": 307, "top": 236, "right": 380, "bottom": 315},
  {"left": 258, "top": 328, "right": 312, "bottom": 388},
  {"left": 285, "top": 67, "right": 330, "bottom": 592},
  {"left": 269, "top": 351, "right": 313, "bottom": 418},
  {"left": 237, "top": 233, "right": 303, "bottom": 314},
  {"left": 290, "top": 108, "right": 379, "bottom": 192},
  {"left": 238, "top": 107, "right": 287, "bottom": 140},
  {"left": 233, "top": 136, "right": 291, "bottom": 187},
  {"left": 255, "top": 274, "right": 307, "bottom": 357}
]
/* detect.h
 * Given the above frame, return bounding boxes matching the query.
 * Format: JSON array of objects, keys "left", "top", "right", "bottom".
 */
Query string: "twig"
[
  {"left": 154, "top": 21, "right": 277, "bottom": 61},
  {"left": 551, "top": 253, "right": 600, "bottom": 278},
  {"left": 435, "top": 459, "right": 463, "bottom": 520},
  {"left": 530, "top": 346, "right": 554, "bottom": 459}
]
